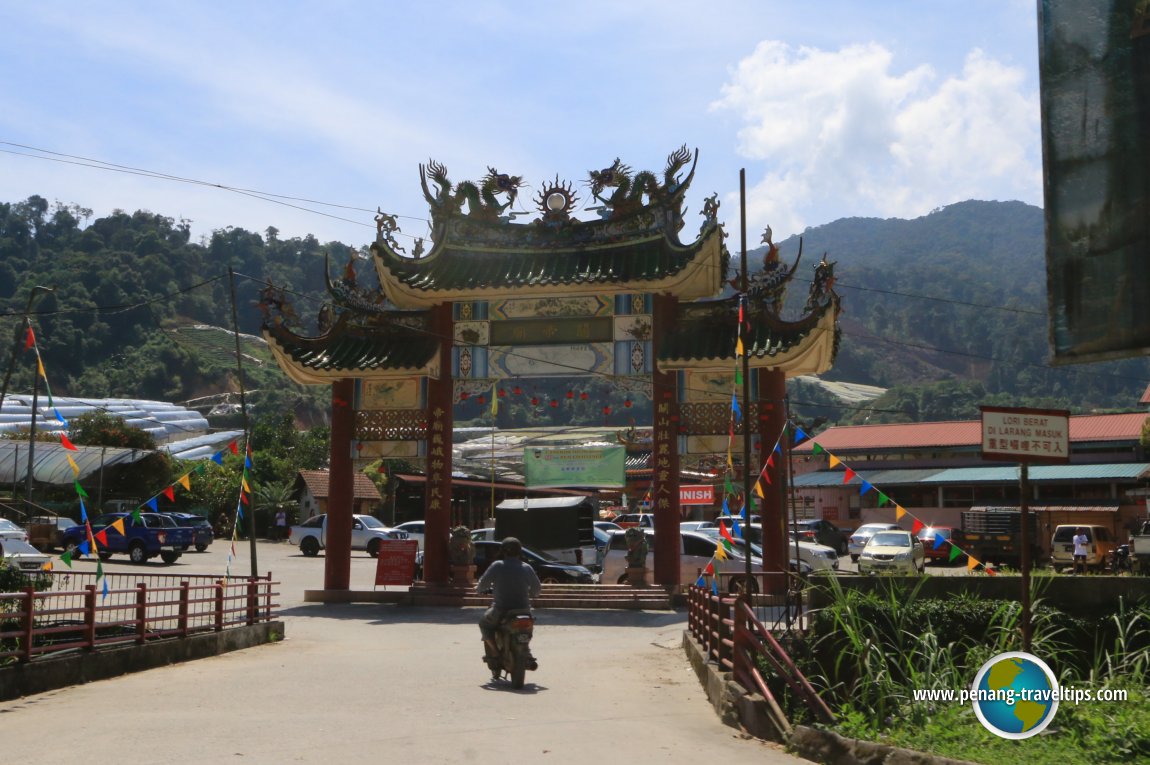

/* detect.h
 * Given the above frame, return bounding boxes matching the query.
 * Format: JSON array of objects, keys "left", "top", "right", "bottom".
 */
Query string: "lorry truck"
[
  {"left": 494, "top": 496, "right": 597, "bottom": 567},
  {"left": 960, "top": 509, "right": 1042, "bottom": 568}
]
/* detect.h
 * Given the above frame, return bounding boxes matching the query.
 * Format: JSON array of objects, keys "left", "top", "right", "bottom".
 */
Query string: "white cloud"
[{"left": 711, "top": 40, "right": 1041, "bottom": 236}]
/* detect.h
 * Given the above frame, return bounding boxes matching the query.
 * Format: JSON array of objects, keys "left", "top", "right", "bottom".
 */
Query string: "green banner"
[{"left": 523, "top": 445, "right": 625, "bottom": 488}]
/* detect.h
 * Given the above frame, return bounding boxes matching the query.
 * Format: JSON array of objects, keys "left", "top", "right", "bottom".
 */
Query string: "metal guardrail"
[
  {"left": 686, "top": 579, "right": 833, "bottom": 736},
  {"left": 0, "top": 572, "right": 278, "bottom": 663}
]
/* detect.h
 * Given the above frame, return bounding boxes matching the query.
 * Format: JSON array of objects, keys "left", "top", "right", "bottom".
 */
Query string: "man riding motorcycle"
[{"left": 476, "top": 537, "right": 541, "bottom": 671}]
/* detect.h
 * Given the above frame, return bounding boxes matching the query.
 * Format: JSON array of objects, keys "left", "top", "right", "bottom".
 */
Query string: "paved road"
[{"left": 3, "top": 541, "right": 813, "bottom": 764}]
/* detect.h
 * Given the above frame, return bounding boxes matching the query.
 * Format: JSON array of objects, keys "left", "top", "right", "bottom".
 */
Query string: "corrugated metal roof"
[{"left": 795, "top": 412, "right": 1149, "bottom": 452}]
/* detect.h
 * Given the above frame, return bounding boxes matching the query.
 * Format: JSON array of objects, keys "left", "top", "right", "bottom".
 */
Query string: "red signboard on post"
[
  {"left": 374, "top": 540, "right": 418, "bottom": 587},
  {"left": 679, "top": 485, "right": 714, "bottom": 505}
]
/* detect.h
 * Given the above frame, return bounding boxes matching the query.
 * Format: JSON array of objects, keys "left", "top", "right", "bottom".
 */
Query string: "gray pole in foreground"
[{"left": 228, "top": 267, "right": 257, "bottom": 577}]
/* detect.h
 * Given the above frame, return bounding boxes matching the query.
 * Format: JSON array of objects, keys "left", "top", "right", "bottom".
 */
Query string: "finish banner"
[{"left": 523, "top": 445, "right": 625, "bottom": 488}]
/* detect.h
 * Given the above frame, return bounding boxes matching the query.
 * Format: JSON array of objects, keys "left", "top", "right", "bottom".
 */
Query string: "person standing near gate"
[
  {"left": 1072, "top": 527, "right": 1090, "bottom": 575},
  {"left": 275, "top": 509, "right": 287, "bottom": 541}
]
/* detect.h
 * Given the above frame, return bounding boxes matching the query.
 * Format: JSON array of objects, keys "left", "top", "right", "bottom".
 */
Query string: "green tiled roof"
[
  {"left": 263, "top": 319, "right": 439, "bottom": 380},
  {"left": 376, "top": 226, "right": 726, "bottom": 294},
  {"left": 658, "top": 296, "right": 838, "bottom": 364}
]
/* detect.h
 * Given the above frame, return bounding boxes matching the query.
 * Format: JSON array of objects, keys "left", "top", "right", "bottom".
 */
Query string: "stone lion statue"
[
  {"left": 624, "top": 527, "right": 649, "bottom": 568},
  {"left": 449, "top": 525, "right": 475, "bottom": 566}
]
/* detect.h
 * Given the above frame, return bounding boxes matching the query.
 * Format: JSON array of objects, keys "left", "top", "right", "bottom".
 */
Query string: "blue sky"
[{"left": 0, "top": 1, "right": 1041, "bottom": 251}]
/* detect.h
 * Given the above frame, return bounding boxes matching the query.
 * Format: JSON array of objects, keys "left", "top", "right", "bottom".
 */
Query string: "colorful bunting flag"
[
  {"left": 842, "top": 467, "right": 856, "bottom": 483},
  {"left": 212, "top": 451, "right": 224, "bottom": 465},
  {"left": 60, "top": 550, "right": 73, "bottom": 567},
  {"left": 177, "top": 474, "right": 191, "bottom": 491},
  {"left": 794, "top": 426, "right": 808, "bottom": 444},
  {"left": 111, "top": 518, "right": 125, "bottom": 536},
  {"left": 895, "top": 505, "right": 907, "bottom": 520},
  {"left": 60, "top": 434, "right": 78, "bottom": 451},
  {"left": 67, "top": 454, "right": 79, "bottom": 476},
  {"left": 74, "top": 481, "right": 87, "bottom": 497},
  {"left": 228, "top": 441, "right": 239, "bottom": 455},
  {"left": 731, "top": 394, "right": 742, "bottom": 423},
  {"left": 949, "top": 545, "right": 963, "bottom": 563},
  {"left": 828, "top": 454, "right": 841, "bottom": 469},
  {"left": 147, "top": 498, "right": 158, "bottom": 512},
  {"left": 24, "top": 326, "right": 35, "bottom": 350},
  {"left": 859, "top": 480, "right": 873, "bottom": 495},
  {"left": 94, "top": 529, "right": 108, "bottom": 545}
]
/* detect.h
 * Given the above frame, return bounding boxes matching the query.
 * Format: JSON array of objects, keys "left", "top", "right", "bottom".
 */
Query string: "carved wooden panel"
[
  {"left": 355, "top": 409, "right": 429, "bottom": 441},
  {"left": 679, "top": 401, "right": 760, "bottom": 435}
]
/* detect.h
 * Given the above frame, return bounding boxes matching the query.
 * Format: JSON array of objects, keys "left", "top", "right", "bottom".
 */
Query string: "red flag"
[
  {"left": 60, "top": 434, "right": 78, "bottom": 451},
  {"left": 228, "top": 441, "right": 239, "bottom": 455},
  {"left": 766, "top": 453, "right": 775, "bottom": 468},
  {"left": 240, "top": 493, "right": 249, "bottom": 505},
  {"left": 911, "top": 518, "right": 924, "bottom": 535},
  {"left": 703, "top": 561, "right": 715, "bottom": 575},
  {"left": 24, "top": 326, "right": 35, "bottom": 350},
  {"left": 94, "top": 529, "right": 108, "bottom": 545},
  {"left": 719, "top": 522, "right": 737, "bottom": 545},
  {"left": 842, "top": 468, "right": 855, "bottom": 484},
  {"left": 163, "top": 486, "right": 175, "bottom": 502}
]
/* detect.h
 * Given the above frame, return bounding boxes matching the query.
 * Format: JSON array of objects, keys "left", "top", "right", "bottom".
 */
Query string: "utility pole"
[{"left": 0, "top": 285, "right": 54, "bottom": 507}]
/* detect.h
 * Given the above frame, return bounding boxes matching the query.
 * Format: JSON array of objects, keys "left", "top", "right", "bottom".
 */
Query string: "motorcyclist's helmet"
[{"left": 501, "top": 537, "right": 523, "bottom": 557}]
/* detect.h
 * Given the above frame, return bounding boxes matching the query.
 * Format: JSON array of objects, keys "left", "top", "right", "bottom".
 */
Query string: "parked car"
[
  {"left": 791, "top": 519, "right": 848, "bottom": 555},
  {"left": 679, "top": 521, "right": 712, "bottom": 533},
  {"left": 594, "top": 521, "right": 622, "bottom": 533},
  {"left": 0, "top": 518, "right": 29, "bottom": 543},
  {"left": 289, "top": 514, "right": 410, "bottom": 558},
  {"left": 1050, "top": 524, "right": 1117, "bottom": 572},
  {"left": 163, "top": 513, "right": 214, "bottom": 552},
  {"left": 848, "top": 523, "right": 902, "bottom": 562},
  {"left": 61, "top": 512, "right": 194, "bottom": 564},
  {"left": 600, "top": 529, "right": 765, "bottom": 593},
  {"left": 26, "top": 516, "right": 74, "bottom": 551},
  {"left": 917, "top": 526, "right": 966, "bottom": 563},
  {"left": 0, "top": 538, "right": 53, "bottom": 575},
  {"left": 857, "top": 529, "right": 925, "bottom": 575},
  {"left": 393, "top": 520, "right": 426, "bottom": 551},
  {"left": 704, "top": 524, "right": 839, "bottom": 572},
  {"left": 471, "top": 540, "right": 594, "bottom": 584}
]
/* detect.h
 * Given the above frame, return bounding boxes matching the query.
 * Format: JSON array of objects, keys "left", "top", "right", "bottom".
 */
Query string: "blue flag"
[
  {"left": 695, "top": 575, "right": 706, "bottom": 588},
  {"left": 147, "top": 497, "right": 158, "bottom": 512},
  {"left": 934, "top": 533, "right": 945, "bottom": 550},
  {"left": 732, "top": 521, "right": 743, "bottom": 539},
  {"left": 731, "top": 393, "right": 742, "bottom": 423},
  {"left": 860, "top": 480, "right": 874, "bottom": 496},
  {"left": 722, "top": 497, "right": 731, "bottom": 515},
  {"left": 212, "top": 451, "right": 224, "bottom": 465},
  {"left": 794, "top": 426, "right": 808, "bottom": 444},
  {"left": 78, "top": 541, "right": 89, "bottom": 555}
]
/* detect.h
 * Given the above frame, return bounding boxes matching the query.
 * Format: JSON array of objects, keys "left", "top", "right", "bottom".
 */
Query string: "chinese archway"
[{"left": 261, "top": 147, "right": 841, "bottom": 593}]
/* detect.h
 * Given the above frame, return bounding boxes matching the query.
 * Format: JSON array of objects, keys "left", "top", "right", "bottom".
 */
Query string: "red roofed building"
[{"left": 790, "top": 412, "right": 1150, "bottom": 551}]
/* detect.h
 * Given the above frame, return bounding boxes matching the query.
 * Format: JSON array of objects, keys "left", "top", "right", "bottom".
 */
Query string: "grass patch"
[{"left": 781, "top": 577, "right": 1150, "bottom": 764}]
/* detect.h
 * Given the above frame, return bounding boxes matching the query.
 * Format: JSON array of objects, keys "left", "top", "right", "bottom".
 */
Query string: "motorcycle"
[
  {"left": 1111, "top": 544, "right": 1133, "bottom": 574},
  {"left": 484, "top": 609, "right": 537, "bottom": 689}
]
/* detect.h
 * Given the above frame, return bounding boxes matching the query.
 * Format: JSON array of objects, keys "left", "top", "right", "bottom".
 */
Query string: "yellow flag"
[
  {"left": 177, "top": 474, "right": 191, "bottom": 490},
  {"left": 37, "top": 358, "right": 45, "bottom": 377},
  {"left": 735, "top": 337, "right": 744, "bottom": 356},
  {"left": 967, "top": 556, "right": 980, "bottom": 571},
  {"left": 828, "top": 454, "right": 841, "bottom": 469},
  {"left": 242, "top": 477, "right": 251, "bottom": 492},
  {"left": 714, "top": 542, "right": 727, "bottom": 560},
  {"left": 111, "top": 518, "right": 126, "bottom": 536},
  {"left": 67, "top": 454, "right": 80, "bottom": 476},
  {"left": 895, "top": 505, "right": 907, "bottom": 520},
  {"left": 753, "top": 481, "right": 764, "bottom": 499},
  {"left": 491, "top": 382, "right": 498, "bottom": 416}
]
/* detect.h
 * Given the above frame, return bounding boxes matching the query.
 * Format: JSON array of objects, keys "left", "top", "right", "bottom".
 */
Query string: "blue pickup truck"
[{"left": 62, "top": 512, "right": 196, "bottom": 564}]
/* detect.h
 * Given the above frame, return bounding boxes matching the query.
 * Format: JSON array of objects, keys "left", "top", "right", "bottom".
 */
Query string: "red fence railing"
[
  {"left": 686, "top": 582, "right": 832, "bottom": 737},
  {"left": 0, "top": 573, "right": 278, "bottom": 664}
]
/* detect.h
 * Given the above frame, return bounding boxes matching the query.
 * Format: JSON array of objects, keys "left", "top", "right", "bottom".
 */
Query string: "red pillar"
[
  {"left": 422, "top": 303, "right": 454, "bottom": 584},
  {"left": 651, "top": 294, "right": 681, "bottom": 588},
  {"left": 757, "top": 369, "right": 788, "bottom": 593},
  {"left": 323, "top": 377, "right": 355, "bottom": 590}
]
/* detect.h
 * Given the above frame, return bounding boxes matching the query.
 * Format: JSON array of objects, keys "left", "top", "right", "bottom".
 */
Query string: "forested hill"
[
  {"left": 774, "top": 200, "right": 1150, "bottom": 424},
  {"left": 1, "top": 195, "right": 1146, "bottom": 428}
]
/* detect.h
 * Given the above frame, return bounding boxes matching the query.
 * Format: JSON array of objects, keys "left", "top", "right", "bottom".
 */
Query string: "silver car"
[{"left": 847, "top": 523, "right": 901, "bottom": 562}]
